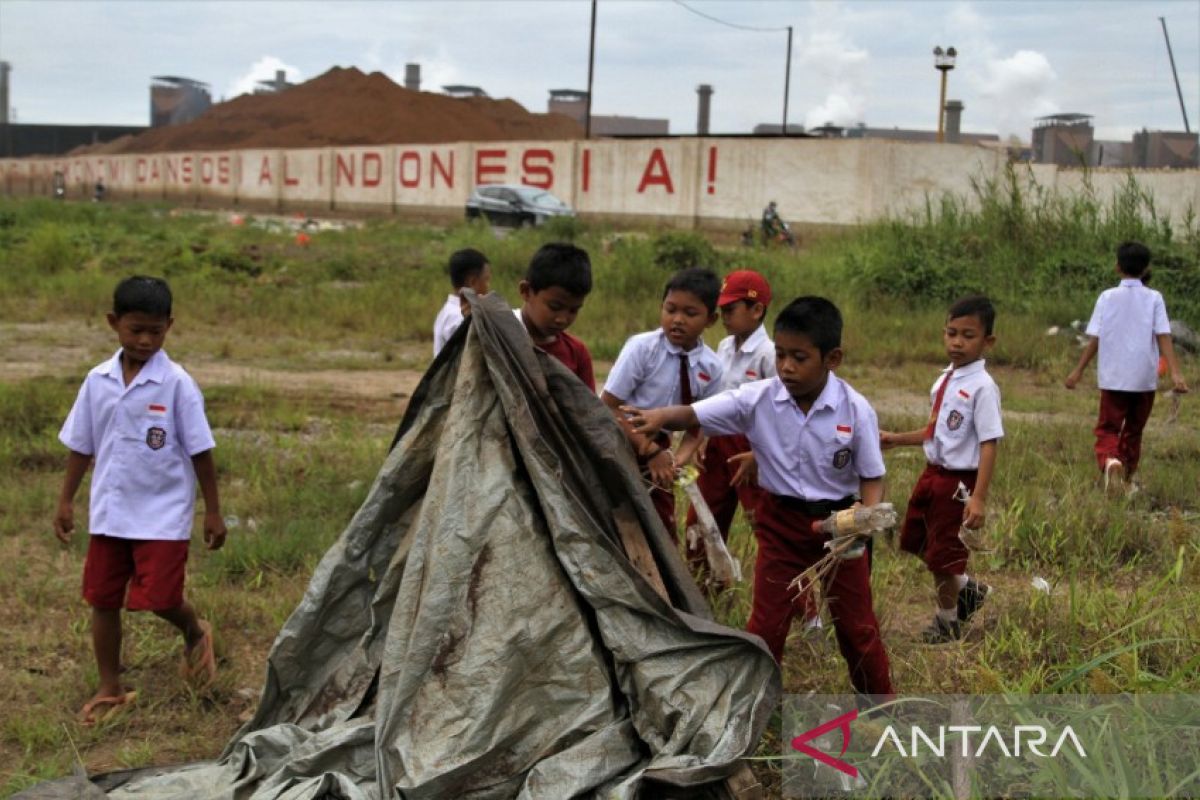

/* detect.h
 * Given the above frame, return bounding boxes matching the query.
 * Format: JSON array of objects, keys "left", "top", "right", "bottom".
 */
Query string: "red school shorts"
[
  {"left": 899, "top": 464, "right": 977, "bottom": 575},
  {"left": 82, "top": 534, "right": 190, "bottom": 611}
]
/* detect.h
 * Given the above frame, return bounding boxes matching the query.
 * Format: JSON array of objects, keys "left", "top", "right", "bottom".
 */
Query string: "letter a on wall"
[{"left": 637, "top": 148, "right": 675, "bottom": 194}]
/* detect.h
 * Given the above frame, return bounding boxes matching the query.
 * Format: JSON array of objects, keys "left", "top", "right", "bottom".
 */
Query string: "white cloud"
[
  {"left": 225, "top": 56, "right": 304, "bottom": 99},
  {"left": 974, "top": 49, "right": 1058, "bottom": 137},
  {"left": 796, "top": 7, "right": 871, "bottom": 129}
]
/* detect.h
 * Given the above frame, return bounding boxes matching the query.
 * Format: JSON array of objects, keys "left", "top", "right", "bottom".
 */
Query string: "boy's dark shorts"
[
  {"left": 899, "top": 464, "right": 977, "bottom": 574},
  {"left": 83, "top": 534, "right": 189, "bottom": 611}
]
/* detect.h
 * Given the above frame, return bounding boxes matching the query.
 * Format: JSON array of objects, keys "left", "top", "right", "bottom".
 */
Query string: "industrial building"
[
  {"left": 1032, "top": 113, "right": 1095, "bottom": 166},
  {"left": 547, "top": 89, "right": 669, "bottom": 136},
  {"left": 255, "top": 70, "right": 294, "bottom": 95},
  {"left": 1132, "top": 129, "right": 1199, "bottom": 169},
  {"left": 150, "top": 76, "right": 212, "bottom": 128}
]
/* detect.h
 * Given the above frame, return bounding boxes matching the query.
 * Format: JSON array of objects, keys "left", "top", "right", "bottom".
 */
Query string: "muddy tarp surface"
[{"left": 27, "top": 293, "right": 779, "bottom": 799}]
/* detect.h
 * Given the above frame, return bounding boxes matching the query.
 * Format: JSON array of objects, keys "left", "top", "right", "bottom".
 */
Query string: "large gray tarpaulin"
[{"left": 23, "top": 293, "right": 780, "bottom": 799}]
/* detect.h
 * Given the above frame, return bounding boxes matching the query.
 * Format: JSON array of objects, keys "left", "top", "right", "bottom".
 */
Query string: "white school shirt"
[
  {"left": 59, "top": 349, "right": 216, "bottom": 541},
  {"left": 922, "top": 359, "right": 1004, "bottom": 471},
  {"left": 693, "top": 375, "right": 886, "bottom": 501},
  {"left": 432, "top": 293, "right": 464, "bottom": 357},
  {"left": 603, "top": 329, "right": 723, "bottom": 407},
  {"left": 716, "top": 325, "right": 777, "bottom": 392},
  {"left": 1085, "top": 279, "right": 1171, "bottom": 391}
]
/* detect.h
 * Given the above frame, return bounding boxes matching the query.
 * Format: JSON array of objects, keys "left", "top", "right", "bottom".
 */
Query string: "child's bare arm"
[
  {"left": 601, "top": 391, "right": 677, "bottom": 487},
  {"left": 880, "top": 428, "right": 926, "bottom": 449},
  {"left": 1156, "top": 333, "right": 1189, "bottom": 393},
  {"left": 1065, "top": 337, "right": 1099, "bottom": 389},
  {"left": 54, "top": 450, "right": 91, "bottom": 543},
  {"left": 191, "top": 450, "right": 227, "bottom": 550},
  {"left": 674, "top": 431, "right": 704, "bottom": 468},
  {"left": 963, "top": 439, "right": 998, "bottom": 529},
  {"left": 859, "top": 476, "right": 884, "bottom": 506}
]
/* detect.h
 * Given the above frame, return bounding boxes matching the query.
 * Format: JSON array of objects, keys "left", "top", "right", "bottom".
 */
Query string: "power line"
[{"left": 670, "top": 0, "right": 789, "bottom": 33}]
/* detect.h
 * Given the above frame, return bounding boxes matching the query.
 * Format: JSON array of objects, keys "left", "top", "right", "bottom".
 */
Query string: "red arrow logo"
[{"left": 791, "top": 709, "right": 859, "bottom": 778}]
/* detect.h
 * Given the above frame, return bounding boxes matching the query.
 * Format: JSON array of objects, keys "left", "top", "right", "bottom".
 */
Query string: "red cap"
[{"left": 718, "top": 270, "right": 772, "bottom": 308}]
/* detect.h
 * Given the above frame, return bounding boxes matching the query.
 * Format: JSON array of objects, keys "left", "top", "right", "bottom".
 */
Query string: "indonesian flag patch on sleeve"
[
  {"left": 745, "top": 369, "right": 758, "bottom": 378},
  {"left": 698, "top": 371, "right": 711, "bottom": 382},
  {"left": 836, "top": 424, "right": 852, "bottom": 434}
]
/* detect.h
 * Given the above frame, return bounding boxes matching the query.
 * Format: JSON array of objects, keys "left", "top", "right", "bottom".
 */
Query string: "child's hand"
[
  {"left": 621, "top": 405, "right": 664, "bottom": 436},
  {"left": 204, "top": 511, "right": 228, "bottom": 551},
  {"left": 53, "top": 501, "right": 74, "bottom": 544},
  {"left": 728, "top": 452, "right": 758, "bottom": 488},
  {"left": 1064, "top": 370, "right": 1081, "bottom": 390},
  {"left": 962, "top": 496, "right": 986, "bottom": 529},
  {"left": 647, "top": 449, "right": 675, "bottom": 489},
  {"left": 880, "top": 431, "right": 899, "bottom": 450},
  {"left": 1172, "top": 373, "right": 1189, "bottom": 394}
]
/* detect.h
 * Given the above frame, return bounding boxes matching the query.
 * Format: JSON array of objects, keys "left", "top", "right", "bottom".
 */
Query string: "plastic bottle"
[{"left": 810, "top": 503, "right": 897, "bottom": 536}]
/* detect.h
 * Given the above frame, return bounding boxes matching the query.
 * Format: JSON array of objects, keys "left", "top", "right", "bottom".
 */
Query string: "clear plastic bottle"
[{"left": 810, "top": 503, "right": 896, "bottom": 536}]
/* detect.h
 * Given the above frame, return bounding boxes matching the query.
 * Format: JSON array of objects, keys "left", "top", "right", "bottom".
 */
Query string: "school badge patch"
[
  {"left": 832, "top": 447, "right": 852, "bottom": 469},
  {"left": 146, "top": 426, "right": 166, "bottom": 450},
  {"left": 946, "top": 410, "right": 964, "bottom": 431}
]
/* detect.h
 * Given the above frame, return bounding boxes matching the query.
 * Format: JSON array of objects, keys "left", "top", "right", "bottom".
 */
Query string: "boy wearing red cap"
[{"left": 683, "top": 270, "right": 774, "bottom": 588}]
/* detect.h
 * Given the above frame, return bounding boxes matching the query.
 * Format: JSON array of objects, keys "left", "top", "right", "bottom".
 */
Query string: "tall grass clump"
[{"left": 844, "top": 165, "right": 1200, "bottom": 325}]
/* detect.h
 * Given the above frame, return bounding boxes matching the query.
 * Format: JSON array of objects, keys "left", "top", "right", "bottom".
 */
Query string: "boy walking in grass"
[
  {"left": 515, "top": 243, "right": 596, "bottom": 391},
  {"left": 601, "top": 268, "right": 723, "bottom": 536},
  {"left": 882, "top": 295, "right": 1002, "bottom": 644},
  {"left": 1065, "top": 241, "right": 1188, "bottom": 493},
  {"left": 624, "top": 297, "right": 894, "bottom": 697},
  {"left": 682, "top": 270, "right": 774, "bottom": 587},
  {"left": 433, "top": 248, "right": 492, "bottom": 357},
  {"left": 55, "top": 276, "right": 226, "bottom": 726}
]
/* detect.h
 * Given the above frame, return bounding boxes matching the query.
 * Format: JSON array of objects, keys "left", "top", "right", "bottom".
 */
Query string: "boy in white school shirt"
[
  {"left": 55, "top": 276, "right": 226, "bottom": 725},
  {"left": 601, "top": 267, "right": 724, "bottom": 537},
  {"left": 882, "top": 295, "right": 1003, "bottom": 644},
  {"left": 433, "top": 248, "right": 492, "bottom": 357},
  {"left": 1065, "top": 241, "right": 1188, "bottom": 492}
]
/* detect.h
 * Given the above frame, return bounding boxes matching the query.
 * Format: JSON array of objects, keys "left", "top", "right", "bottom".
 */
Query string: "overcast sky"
[{"left": 1, "top": 0, "right": 1196, "bottom": 142}]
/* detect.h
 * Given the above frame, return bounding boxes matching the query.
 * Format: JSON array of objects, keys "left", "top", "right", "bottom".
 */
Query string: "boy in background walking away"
[
  {"left": 1065, "top": 241, "right": 1188, "bottom": 493},
  {"left": 882, "top": 295, "right": 1003, "bottom": 644},
  {"left": 624, "top": 297, "right": 893, "bottom": 697},
  {"left": 516, "top": 243, "right": 596, "bottom": 391},
  {"left": 602, "top": 268, "right": 723, "bottom": 536},
  {"left": 433, "top": 248, "right": 492, "bottom": 357},
  {"left": 55, "top": 276, "right": 227, "bottom": 725}
]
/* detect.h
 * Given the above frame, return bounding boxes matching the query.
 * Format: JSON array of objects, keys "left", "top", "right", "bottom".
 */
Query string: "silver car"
[{"left": 465, "top": 184, "right": 575, "bottom": 227}]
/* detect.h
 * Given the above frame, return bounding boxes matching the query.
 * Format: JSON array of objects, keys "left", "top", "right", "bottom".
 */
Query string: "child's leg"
[
  {"left": 154, "top": 601, "right": 207, "bottom": 649},
  {"left": 1117, "top": 390, "right": 1156, "bottom": 476},
  {"left": 745, "top": 495, "right": 817, "bottom": 661},
  {"left": 1094, "top": 390, "right": 1130, "bottom": 472},
  {"left": 92, "top": 608, "right": 124, "bottom": 698},
  {"left": 825, "top": 557, "right": 894, "bottom": 697}
]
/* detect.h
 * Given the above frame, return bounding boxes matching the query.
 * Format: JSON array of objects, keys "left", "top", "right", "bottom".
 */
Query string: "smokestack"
[
  {"left": 944, "top": 100, "right": 963, "bottom": 144},
  {"left": 696, "top": 84, "right": 713, "bottom": 135},
  {"left": 405, "top": 63, "right": 421, "bottom": 92},
  {"left": 274, "top": 69, "right": 286, "bottom": 91},
  {"left": 0, "top": 61, "right": 10, "bottom": 126}
]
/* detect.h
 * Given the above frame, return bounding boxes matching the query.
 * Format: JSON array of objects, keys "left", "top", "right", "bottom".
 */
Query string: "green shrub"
[{"left": 651, "top": 231, "right": 720, "bottom": 272}]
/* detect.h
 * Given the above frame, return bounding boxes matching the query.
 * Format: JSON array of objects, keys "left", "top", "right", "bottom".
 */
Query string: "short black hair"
[
  {"left": 113, "top": 276, "right": 172, "bottom": 318},
  {"left": 448, "top": 248, "right": 489, "bottom": 289},
  {"left": 1116, "top": 241, "right": 1151, "bottom": 278},
  {"left": 774, "top": 296, "right": 842, "bottom": 355},
  {"left": 663, "top": 267, "right": 720, "bottom": 313},
  {"left": 947, "top": 294, "right": 996, "bottom": 336},
  {"left": 526, "top": 242, "right": 592, "bottom": 296}
]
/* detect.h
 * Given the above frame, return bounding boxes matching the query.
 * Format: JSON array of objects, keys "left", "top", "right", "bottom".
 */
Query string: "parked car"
[{"left": 465, "top": 184, "right": 575, "bottom": 227}]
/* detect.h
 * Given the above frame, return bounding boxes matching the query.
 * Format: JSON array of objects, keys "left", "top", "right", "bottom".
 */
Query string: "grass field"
[{"left": 0, "top": 192, "right": 1197, "bottom": 795}]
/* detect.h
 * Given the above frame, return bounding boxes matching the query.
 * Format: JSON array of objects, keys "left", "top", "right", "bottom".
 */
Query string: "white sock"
[
  {"left": 955, "top": 574, "right": 969, "bottom": 591},
  {"left": 936, "top": 607, "right": 957, "bottom": 623}
]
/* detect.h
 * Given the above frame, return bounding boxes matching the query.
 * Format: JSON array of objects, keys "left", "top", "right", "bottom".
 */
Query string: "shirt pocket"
[
  {"left": 136, "top": 415, "right": 177, "bottom": 463},
  {"left": 941, "top": 394, "right": 974, "bottom": 437},
  {"left": 824, "top": 427, "right": 855, "bottom": 473}
]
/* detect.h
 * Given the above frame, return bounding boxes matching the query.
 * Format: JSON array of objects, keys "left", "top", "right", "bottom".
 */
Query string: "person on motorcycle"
[{"left": 761, "top": 201, "right": 783, "bottom": 240}]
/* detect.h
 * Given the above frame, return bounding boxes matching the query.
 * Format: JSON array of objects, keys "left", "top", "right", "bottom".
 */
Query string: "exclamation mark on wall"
[
  {"left": 318, "top": 154, "right": 324, "bottom": 186},
  {"left": 706, "top": 146, "right": 717, "bottom": 195},
  {"left": 582, "top": 149, "right": 591, "bottom": 192}
]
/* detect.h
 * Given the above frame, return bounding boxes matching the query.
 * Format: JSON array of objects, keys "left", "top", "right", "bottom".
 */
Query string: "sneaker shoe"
[
  {"left": 921, "top": 616, "right": 962, "bottom": 644},
  {"left": 1103, "top": 458, "right": 1125, "bottom": 496},
  {"left": 957, "top": 578, "right": 991, "bottom": 622}
]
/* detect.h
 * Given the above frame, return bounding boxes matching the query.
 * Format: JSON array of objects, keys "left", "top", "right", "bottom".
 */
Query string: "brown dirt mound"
[{"left": 89, "top": 67, "right": 582, "bottom": 155}]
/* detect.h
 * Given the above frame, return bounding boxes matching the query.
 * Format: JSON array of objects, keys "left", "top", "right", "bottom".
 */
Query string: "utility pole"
[
  {"left": 1159, "top": 16, "right": 1191, "bottom": 133},
  {"left": 586, "top": 0, "right": 597, "bottom": 139},
  {"left": 782, "top": 26, "right": 793, "bottom": 134}
]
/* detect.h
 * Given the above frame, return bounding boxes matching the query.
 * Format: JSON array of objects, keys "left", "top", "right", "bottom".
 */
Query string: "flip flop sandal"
[{"left": 78, "top": 690, "right": 137, "bottom": 727}]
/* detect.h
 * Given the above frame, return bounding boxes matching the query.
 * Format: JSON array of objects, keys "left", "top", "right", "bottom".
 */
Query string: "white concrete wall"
[{"left": 3, "top": 139, "right": 1196, "bottom": 227}]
